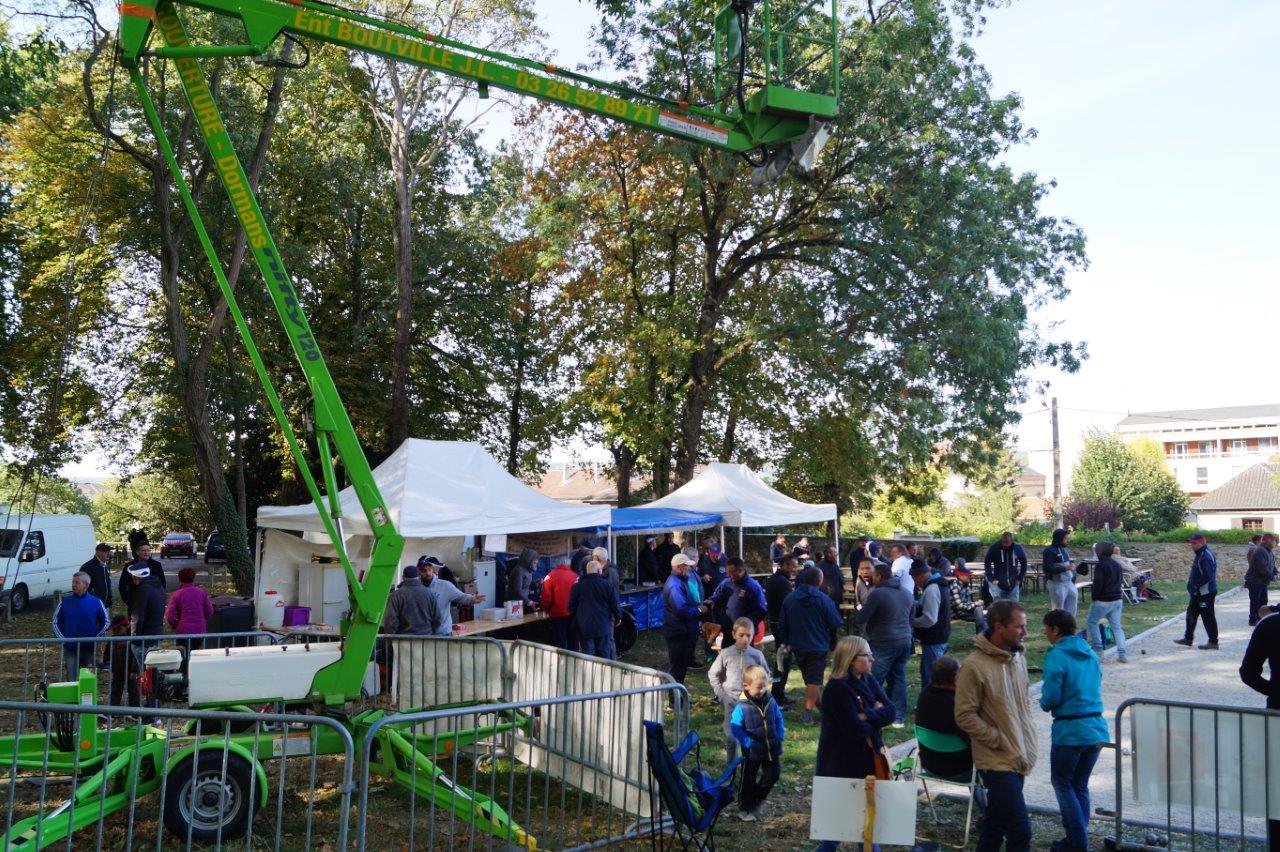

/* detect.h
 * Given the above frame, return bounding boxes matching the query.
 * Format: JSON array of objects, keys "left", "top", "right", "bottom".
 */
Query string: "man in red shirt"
[{"left": 540, "top": 562, "right": 579, "bottom": 651}]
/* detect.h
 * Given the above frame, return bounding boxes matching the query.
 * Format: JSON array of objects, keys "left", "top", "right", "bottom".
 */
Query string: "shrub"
[{"left": 1063, "top": 498, "right": 1122, "bottom": 531}]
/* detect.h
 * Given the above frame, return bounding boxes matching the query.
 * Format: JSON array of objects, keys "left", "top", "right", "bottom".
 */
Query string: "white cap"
[
  {"left": 127, "top": 565, "right": 151, "bottom": 579},
  {"left": 671, "top": 553, "right": 697, "bottom": 568}
]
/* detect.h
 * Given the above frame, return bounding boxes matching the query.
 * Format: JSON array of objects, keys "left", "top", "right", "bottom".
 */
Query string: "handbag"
[{"left": 856, "top": 692, "right": 892, "bottom": 780}]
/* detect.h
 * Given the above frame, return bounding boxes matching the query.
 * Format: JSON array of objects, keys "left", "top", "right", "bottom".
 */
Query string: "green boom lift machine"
[{"left": 0, "top": 0, "right": 840, "bottom": 846}]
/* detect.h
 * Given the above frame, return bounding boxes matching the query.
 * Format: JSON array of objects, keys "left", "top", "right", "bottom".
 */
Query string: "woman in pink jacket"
[{"left": 165, "top": 567, "right": 213, "bottom": 635}]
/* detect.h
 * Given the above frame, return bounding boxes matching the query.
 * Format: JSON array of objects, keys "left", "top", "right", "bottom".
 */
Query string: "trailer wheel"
[{"left": 163, "top": 751, "right": 259, "bottom": 842}]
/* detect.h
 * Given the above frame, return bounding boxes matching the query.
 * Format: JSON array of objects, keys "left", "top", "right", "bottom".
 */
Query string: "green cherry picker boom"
[{"left": 0, "top": 0, "right": 840, "bottom": 847}]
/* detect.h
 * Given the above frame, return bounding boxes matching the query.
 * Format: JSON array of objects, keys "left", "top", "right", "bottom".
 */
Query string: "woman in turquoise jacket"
[{"left": 1040, "top": 608, "right": 1110, "bottom": 852}]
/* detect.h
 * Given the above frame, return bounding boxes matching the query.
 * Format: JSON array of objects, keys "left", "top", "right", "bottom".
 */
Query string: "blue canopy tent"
[{"left": 606, "top": 507, "right": 723, "bottom": 536}]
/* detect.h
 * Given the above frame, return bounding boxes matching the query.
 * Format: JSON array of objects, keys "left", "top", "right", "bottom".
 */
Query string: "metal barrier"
[
  {"left": 1113, "top": 698, "right": 1279, "bottom": 849},
  {"left": 357, "top": 681, "right": 690, "bottom": 851},
  {"left": 387, "top": 635, "right": 509, "bottom": 708},
  {"left": 0, "top": 632, "right": 279, "bottom": 703},
  {"left": 0, "top": 697, "right": 354, "bottom": 851}
]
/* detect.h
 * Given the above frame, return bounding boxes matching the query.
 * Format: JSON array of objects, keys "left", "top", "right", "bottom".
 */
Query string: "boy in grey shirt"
[{"left": 708, "top": 617, "right": 770, "bottom": 762}]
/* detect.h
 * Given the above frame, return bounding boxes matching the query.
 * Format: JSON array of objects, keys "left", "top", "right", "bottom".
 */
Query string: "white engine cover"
[{"left": 188, "top": 642, "right": 343, "bottom": 706}]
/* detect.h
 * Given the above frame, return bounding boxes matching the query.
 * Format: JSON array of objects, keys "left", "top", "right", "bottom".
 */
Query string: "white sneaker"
[
  {"left": 891, "top": 721, "right": 906, "bottom": 729},
  {"left": 738, "top": 810, "right": 756, "bottom": 822}
]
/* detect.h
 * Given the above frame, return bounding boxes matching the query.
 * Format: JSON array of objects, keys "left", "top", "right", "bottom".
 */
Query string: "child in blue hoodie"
[
  {"left": 1040, "top": 609, "right": 1110, "bottom": 852},
  {"left": 729, "top": 665, "right": 784, "bottom": 821}
]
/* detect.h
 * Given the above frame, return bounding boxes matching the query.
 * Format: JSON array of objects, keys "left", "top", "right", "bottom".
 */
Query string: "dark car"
[
  {"left": 160, "top": 532, "right": 196, "bottom": 558},
  {"left": 204, "top": 531, "right": 227, "bottom": 564}
]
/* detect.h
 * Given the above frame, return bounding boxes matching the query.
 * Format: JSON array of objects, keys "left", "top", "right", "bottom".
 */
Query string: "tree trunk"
[
  {"left": 721, "top": 399, "right": 737, "bottom": 461},
  {"left": 612, "top": 443, "right": 636, "bottom": 507},
  {"left": 387, "top": 100, "right": 414, "bottom": 453}
]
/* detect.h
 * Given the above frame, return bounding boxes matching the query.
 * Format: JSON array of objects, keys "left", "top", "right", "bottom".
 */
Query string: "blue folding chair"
[{"left": 644, "top": 720, "right": 741, "bottom": 851}]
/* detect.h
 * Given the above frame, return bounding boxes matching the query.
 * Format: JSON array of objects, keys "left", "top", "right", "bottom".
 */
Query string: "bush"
[{"left": 1063, "top": 497, "right": 1122, "bottom": 533}]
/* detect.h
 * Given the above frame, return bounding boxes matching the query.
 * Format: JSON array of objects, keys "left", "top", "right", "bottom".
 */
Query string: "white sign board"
[{"left": 810, "top": 776, "right": 917, "bottom": 846}]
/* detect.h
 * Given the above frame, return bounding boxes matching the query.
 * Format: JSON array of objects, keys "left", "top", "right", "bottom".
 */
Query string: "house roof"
[
  {"left": 1117, "top": 404, "right": 1280, "bottom": 428},
  {"left": 1190, "top": 462, "right": 1280, "bottom": 512}
]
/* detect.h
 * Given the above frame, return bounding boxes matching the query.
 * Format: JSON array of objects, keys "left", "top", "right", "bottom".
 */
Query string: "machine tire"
[
  {"left": 162, "top": 750, "right": 259, "bottom": 842},
  {"left": 9, "top": 584, "right": 29, "bottom": 614}
]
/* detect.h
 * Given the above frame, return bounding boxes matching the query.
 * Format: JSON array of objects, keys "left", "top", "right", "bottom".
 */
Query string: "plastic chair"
[
  {"left": 643, "top": 720, "right": 741, "bottom": 851},
  {"left": 914, "top": 725, "right": 982, "bottom": 849}
]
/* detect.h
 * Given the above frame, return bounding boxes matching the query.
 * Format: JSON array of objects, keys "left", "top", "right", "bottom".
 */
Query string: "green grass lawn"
[{"left": 619, "top": 579, "right": 1212, "bottom": 850}]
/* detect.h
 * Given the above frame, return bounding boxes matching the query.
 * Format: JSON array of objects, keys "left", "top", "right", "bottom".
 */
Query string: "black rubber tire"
[
  {"left": 9, "top": 585, "right": 28, "bottom": 614},
  {"left": 162, "top": 750, "right": 259, "bottom": 842},
  {"left": 614, "top": 609, "right": 638, "bottom": 656}
]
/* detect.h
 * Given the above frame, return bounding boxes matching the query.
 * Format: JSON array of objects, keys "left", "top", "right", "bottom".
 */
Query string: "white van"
[{"left": 0, "top": 513, "right": 97, "bottom": 612}]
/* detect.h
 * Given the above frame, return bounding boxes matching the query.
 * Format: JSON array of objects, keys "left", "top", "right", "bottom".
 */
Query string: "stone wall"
[{"left": 1065, "top": 542, "right": 1252, "bottom": 583}]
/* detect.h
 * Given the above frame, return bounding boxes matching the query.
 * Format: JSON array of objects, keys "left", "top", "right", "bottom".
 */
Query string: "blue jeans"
[
  {"left": 919, "top": 642, "right": 948, "bottom": 692},
  {"left": 989, "top": 583, "right": 1021, "bottom": 602},
  {"left": 869, "top": 641, "right": 911, "bottom": 724},
  {"left": 1050, "top": 744, "right": 1100, "bottom": 850},
  {"left": 1247, "top": 582, "right": 1269, "bottom": 623},
  {"left": 976, "top": 769, "right": 1031, "bottom": 852},
  {"left": 1086, "top": 599, "right": 1127, "bottom": 658},
  {"left": 580, "top": 633, "right": 616, "bottom": 661}
]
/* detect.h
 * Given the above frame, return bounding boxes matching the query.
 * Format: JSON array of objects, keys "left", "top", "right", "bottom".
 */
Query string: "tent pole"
[
  {"left": 738, "top": 526, "right": 743, "bottom": 561},
  {"left": 834, "top": 517, "right": 840, "bottom": 564}
]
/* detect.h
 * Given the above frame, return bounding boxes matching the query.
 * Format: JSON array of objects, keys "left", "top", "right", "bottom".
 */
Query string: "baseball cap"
[
  {"left": 1187, "top": 533, "right": 1206, "bottom": 542},
  {"left": 127, "top": 565, "right": 150, "bottom": 579},
  {"left": 402, "top": 565, "right": 421, "bottom": 579},
  {"left": 671, "top": 553, "right": 697, "bottom": 568},
  {"left": 417, "top": 556, "right": 444, "bottom": 568}
]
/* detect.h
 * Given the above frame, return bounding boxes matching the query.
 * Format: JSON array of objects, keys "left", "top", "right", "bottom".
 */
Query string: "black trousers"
[
  {"left": 665, "top": 635, "right": 698, "bottom": 684},
  {"left": 1185, "top": 592, "right": 1218, "bottom": 643},
  {"left": 769, "top": 620, "right": 794, "bottom": 702},
  {"left": 739, "top": 758, "right": 780, "bottom": 812},
  {"left": 1247, "top": 583, "right": 1269, "bottom": 624}
]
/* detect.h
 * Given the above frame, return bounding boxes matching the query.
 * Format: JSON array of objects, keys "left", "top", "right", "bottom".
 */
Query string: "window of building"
[
  {"left": 1260, "top": 437, "right": 1278, "bottom": 453},
  {"left": 1243, "top": 518, "right": 1264, "bottom": 530},
  {"left": 1196, "top": 467, "right": 1209, "bottom": 486},
  {"left": 1231, "top": 439, "right": 1248, "bottom": 454},
  {"left": 1199, "top": 441, "right": 1213, "bottom": 455},
  {"left": 1172, "top": 442, "right": 1187, "bottom": 456}
]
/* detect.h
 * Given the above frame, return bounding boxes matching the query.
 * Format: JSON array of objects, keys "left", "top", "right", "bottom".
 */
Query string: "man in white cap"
[
  {"left": 663, "top": 553, "right": 710, "bottom": 684},
  {"left": 126, "top": 563, "right": 166, "bottom": 715}
]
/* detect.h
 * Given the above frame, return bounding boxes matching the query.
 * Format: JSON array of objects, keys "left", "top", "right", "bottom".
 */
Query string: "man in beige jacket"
[{"left": 954, "top": 599, "right": 1037, "bottom": 852}]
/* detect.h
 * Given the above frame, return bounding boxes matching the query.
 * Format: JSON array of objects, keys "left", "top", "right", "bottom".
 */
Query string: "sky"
[{"left": 59, "top": 0, "right": 1280, "bottom": 483}]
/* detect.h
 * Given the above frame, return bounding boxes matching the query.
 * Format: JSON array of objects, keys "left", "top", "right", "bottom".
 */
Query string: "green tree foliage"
[
  {"left": 91, "top": 474, "right": 213, "bottom": 542},
  {"left": 1068, "top": 431, "right": 1188, "bottom": 533},
  {"left": 541, "top": 0, "right": 1085, "bottom": 509},
  {"left": 0, "top": 464, "right": 92, "bottom": 517}
]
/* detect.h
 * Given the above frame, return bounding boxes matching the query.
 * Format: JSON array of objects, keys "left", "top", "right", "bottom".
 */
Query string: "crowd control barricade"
[
  {"left": 1113, "top": 698, "right": 1278, "bottom": 849},
  {"left": 386, "top": 635, "right": 509, "bottom": 708},
  {"left": 359, "top": 681, "right": 690, "bottom": 850},
  {"left": 504, "top": 641, "right": 687, "bottom": 813},
  {"left": 0, "top": 632, "right": 279, "bottom": 703},
  {"left": 0, "top": 697, "right": 355, "bottom": 851}
]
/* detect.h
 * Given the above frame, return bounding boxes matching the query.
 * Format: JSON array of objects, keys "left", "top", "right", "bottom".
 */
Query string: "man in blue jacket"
[
  {"left": 710, "top": 557, "right": 768, "bottom": 637},
  {"left": 663, "top": 553, "right": 709, "bottom": 684},
  {"left": 1176, "top": 533, "right": 1219, "bottom": 649},
  {"left": 570, "top": 560, "right": 622, "bottom": 660},
  {"left": 52, "top": 572, "right": 109, "bottom": 680},
  {"left": 778, "top": 565, "right": 841, "bottom": 724},
  {"left": 1040, "top": 608, "right": 1109, "bottom": 852},
  {"left": 984, "top": 532, "right": 1028, "bottom": 602}
]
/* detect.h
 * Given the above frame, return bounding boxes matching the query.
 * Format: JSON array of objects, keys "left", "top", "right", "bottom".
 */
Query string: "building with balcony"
[{"left": 1115, "top": 404, "right": 1280, "bottom": 498}]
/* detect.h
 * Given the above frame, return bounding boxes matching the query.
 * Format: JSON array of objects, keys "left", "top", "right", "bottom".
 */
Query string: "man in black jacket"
[
  {"left": 1084, "top": 542, "right": 1127, "bottom": 663},
  {"left": 125, "top": 564, "right": 166, "bottom": 713},
  {"left": 1240, "top": 605, "right": 1280, "bottom": 848},
  {"left": 119, "top": 543, "right": 165, "bottom": 610},
  {"left": 765, "top": 555, "right": 798, "bottom": 707},
  {"left": 984, "top": 532, "right": 1028, "bottom": 602},
  {"left": 80, "top": 543, "right": 114, "bottom": 609},
  {"left": 815, "top": 545, "right": 845, "bottom": 609}
]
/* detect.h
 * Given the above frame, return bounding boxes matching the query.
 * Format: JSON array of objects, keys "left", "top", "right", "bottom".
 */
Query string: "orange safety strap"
[{"left": 118, "top": 3, "right": 156, "bottom": 20}]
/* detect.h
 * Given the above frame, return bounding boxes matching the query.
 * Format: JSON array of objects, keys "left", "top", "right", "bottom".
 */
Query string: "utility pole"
[{"left": 1051, "top": 396, "right": 1063, "bottom": 527}]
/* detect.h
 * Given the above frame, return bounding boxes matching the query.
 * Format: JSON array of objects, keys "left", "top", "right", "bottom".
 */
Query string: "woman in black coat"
[{"left": 814, "top": 635, "right": 896, "bottom": 851}]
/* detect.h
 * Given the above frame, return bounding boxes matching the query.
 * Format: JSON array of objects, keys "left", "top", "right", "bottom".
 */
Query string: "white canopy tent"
[
  {"left": 254, "top": 440, "right": 611, "bottom": 617},
  {"left": 635, "top": 462, "right": 840, "bottom": 557}
]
